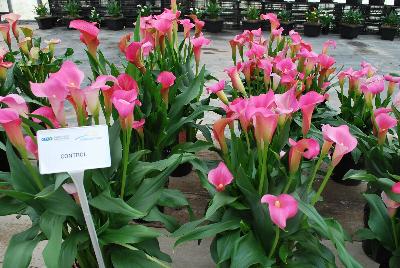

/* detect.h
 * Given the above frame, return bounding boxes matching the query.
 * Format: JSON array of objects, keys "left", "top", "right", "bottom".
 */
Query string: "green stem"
[
  {"left": 22, "top": 154, "right": 44, "bottom": 190},
  {"left": 268, "top": 226, "right": 280, "bottom": 258},
  {"left": 258, "top": 143, "right": 269, "bottom": 195},
  {"left": 244, "top": 131, "right": 251, "bottom": 153},
  {"left": 94, "top": 115, "right": 99, "bottom": 125},
  {"left": 311, "top": 164, "right": 334, "bottom": 206},
  {"left": 283, "top": 173, "right": 295, "bottom": 193},
  {"left": 306, "top": 155, "right": 324, "bottom": 194},
  {"left": 392, "top": 217, "right": 399, "bottom": 249},
  {"left": 120, "top": 128, "right": 131, "bottom": 198}
]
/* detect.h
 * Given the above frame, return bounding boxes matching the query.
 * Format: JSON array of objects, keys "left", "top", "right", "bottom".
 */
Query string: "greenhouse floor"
[{"left": 1, "top": 25, "right": 400, "bottom": 267}]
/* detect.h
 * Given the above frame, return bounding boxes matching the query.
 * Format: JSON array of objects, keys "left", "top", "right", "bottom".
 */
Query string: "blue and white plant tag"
[{"left": 37, "top": 125, "right": 110, "bottom": 268}]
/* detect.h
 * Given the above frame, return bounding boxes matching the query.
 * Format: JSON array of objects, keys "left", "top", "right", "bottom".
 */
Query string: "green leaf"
[
  {"left": 158, "top": 188, "right": 189, "bottom": 208},
  {"left": 100, "top": 225, "right": 161, "bottom": 245},
  {"left": 102, "top": 121, "right": 122, "bottom": 177},
  {"left": 40, "top": 211, "right": 66, "bottom": 268},
  {"left": 90, "top": 191, "right": 145, "bottom": 219},
  {"left": 354, "top": 228, "right": 377, "bottom": 240},
  {"left": 343, "top": 169, "right": 377, "bottom": 182},
  {"left": 111, "top": 247, "right": 167, "bottom": 268},
  {"left": 58, "top": 231, "right": 89, "bottom": 268},
  {"left": 205, "top": 192, "right": 238, "bottom": 220},
  {"left": 174, "top": 220, "right": 240, "bottom": 247},
  {"left": 0, "top": 196, "right": 26, "bottom": 215},
  {"left": 144, "top": 207, "right": 180, "bottom": 233},
  {"left": 216, "top": 230, "right": 240, "bottom": 264},
  {"left": 3, "top": 225, "right": 43, "bottom": 268},
  {"left": 364, "top": 193, "right": 396, "bottom": 250}
]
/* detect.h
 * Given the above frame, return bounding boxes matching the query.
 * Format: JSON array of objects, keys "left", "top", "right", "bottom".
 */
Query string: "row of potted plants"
[{"left": 1, "top": 3, "right": 400, "bottom": 268}]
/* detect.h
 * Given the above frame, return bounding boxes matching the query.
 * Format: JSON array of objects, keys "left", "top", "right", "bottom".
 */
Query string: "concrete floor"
[{"left": 1, "top": 24, "right": 400, "bottom": 267}]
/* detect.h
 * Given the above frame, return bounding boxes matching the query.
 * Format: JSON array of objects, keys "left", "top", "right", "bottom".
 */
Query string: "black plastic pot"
[
  {"left": 362, "top": 204, "right": 392, "bottom": 267},
  {"left": 242, "top": 20, "right": 262, "bottom": 31},
  {"left": 204, "top": 18, "right": 224, "bottom": 33},
  {"left": 380, "top": 26, "right": 397, "bottom": 41},
  {"left": 321, "top": 26, "right": 330, "bottom": 35},
  {"left": 163, "top": 148, "right": 193, "bottom": 177},
  {"left": 320, "top": 0, "right": 333, "bottom": 2},
  {"left": 303, "top": 22, "right": 321, "bottom": 37},
  {"left": 281, "top": 21, "right": 296, "bottom": 36},
  {"left": 340, "top": 24, "right": 361, "bottom": 39},
  {"left": 261, "top": 20, "right": 271, "bottom": 31},
  {"left": 0, "top": 146, "right": 9, "bottom": 172},
  {"left": 105, "top": 17, "right": 125, "bottom": 31},
  {"left": 331, "top": 154, "right": 362, "bottom": 186},
  {"left": 395, "top": 0, "right": 400, "bottom": 6},
  {"left": 346, "top": 0, "right": 361, "bottom": 4},
  {"left": 369, "top": 0, "right": 384, "bottom": 4},
  {"left": 35, "top": 16, "right": 56, "bottom": 30}
]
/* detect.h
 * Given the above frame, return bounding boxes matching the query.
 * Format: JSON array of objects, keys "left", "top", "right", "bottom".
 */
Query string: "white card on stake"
[{"left": 37, "top": 125, "right": 111, "bottom": 174}]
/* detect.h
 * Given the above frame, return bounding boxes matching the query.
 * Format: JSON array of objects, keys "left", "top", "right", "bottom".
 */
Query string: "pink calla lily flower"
[
  {"left": 69, "top": 20, "right": 100, "bottom": 58},
  {"left": 62, "top": 183, "right": 80, "bottom": 204},
  {"left": 0, "top": 94, "right": 28, "bottom": 116},
  {"left": 261, "top": 194, "right": 298, "bottom": 229},
  {"left": 392, "top": 182, "right": 400, "bottom": 194},
  {"left": 2, "top": 13, "right": 20, "bottom": 40},
  {"left": 0, "top": 24, "right": 11, "bottom": 47},
  {"left": 299, "top": 91, "right": 325, "bottom": 136},
  {"left": 179, "top": 19, "right": 195, "bottom": 39},
  {"left": 31, "top": 107, "right": 61, "bottom": 128},
  {"left": 119, "top": 33, "right": 132, "bottom": 53},
  {"left": 132, "top": 118, "right": 145, "bottom": 137},
  {"left": 381, "top": 191, "right": 400, "bottom": 217},
  {"left": 84, "top": 75, "right": 117, "bottom": 119},
  {"left": 0, "top": 108, "right": 25, "bottom": 152},
  {"left": 374, "top": 112, "right": 397, "bottom": 144},
  {"left": 321, "top": 124, "right": 358, "bottom": 167},
  {"left": 246, "top": 107, "right": 279, "bottom": 147},
  {"left": 260, "top": 13, "right": 280, "bottom": 30},
  {"left": 225, "top": 66, "right": 246, "bottom": 96},
  {"left": 288, "top": 138, "right": 320, "bottom": 174},
  {"left": 157, "top": 71, "right": 176, "bottom": 105},
  {"left": 208, "top": 162, "right": 234, "bottom": 192},
  {"left": 207, "top": 80, "right": 228, "bottom": 104},
  {"left": 274, "top": 88, "right": 299, "bottom": 116},
  {"left": 191, "top": 35, "right": 211, "bottom": 69},
  {"left": 0, "top": 47, "right": 12, "bottom": 80},
  {"left": 322, "top": 40, "right": 336, "bottom": 54},
  {"left": 213, "top": 117, "right": 234, "bottom": 154},
  {"left": 25, "top": 136, "right": 38, "bottom": 160},
  {"left": 125, "top": 42, "right": 147, "bottom": 74},
  {"left": 384, "top": 75, "right": 400, "bottom": 95}
]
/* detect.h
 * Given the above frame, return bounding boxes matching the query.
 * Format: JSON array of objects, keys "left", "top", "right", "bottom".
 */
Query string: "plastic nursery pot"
[
  {"left": 321, "top": 26, "right": 330, "bottom": 35},
  {"left": 320, "top": 0, "right": 333, "bottom": 3},
  {"left": 105, "top": 16, "right": 125, "bottom": 31},
  {"left": 162, "top": 148, "right": 193, "bottom": 177},
  {"left": 204, "top": 18, "right": 224, "bottom": 33},
  {"left": 0, "top": 145, "right": 10, "bottom": 172},
  {"left": 242, "top": 20, "right": 262, "bottom": 31},
  {"left": 362, "top": 204, "right": 393, "bottom": 267},
  {"left": 380, "top": 26, "right": 397, "bottom": 41},
  {"left": 340, "top": 24, "right": 361, "bottom": 39},
  {"left": 331, "top": 153, "right": 362, "bottom": 186},
  {"left": 281, "top": 21, "right": 296, "bottom": 36},
  {"left": 369, "top": 0, "right": 384, "bottom": 4},
  {"left": 261, "top": 20, "right": 271, "bottom": 31},
  {"left": 396, "top": 0, "right": 400, "bottom": 6},
  {"left": 303, "top": 22, "right": 322, "bottom": 37},
  {"left": 346, "top": 0, "right": 361, "bottom": 4},
  {"left": 35, "top": 16, "right": 56, "bottom": 30}
]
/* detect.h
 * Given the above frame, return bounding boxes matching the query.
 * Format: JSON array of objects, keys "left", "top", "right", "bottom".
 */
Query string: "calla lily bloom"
[
  {"left": 207, "top": 80, "right": 228, "bottom": 104},
  {"left": 62, "top": 183, "right": 80, "bottom": 204},
  {"left": 246, "top": 107, "right": 279, "bottom": 147},
  {"left": 2, "top": 13, "right": 20, "bottom": 40},
  {"left": 0, "top": 23, "right": 11, "bottom": 47},
  {"left": 381, "top": 192, "right": 400, "bottom": 217},
  {"left": 318, "top": 54, "right": 335, "bottom": 70},
  {"left": 361, "top": 61, "right": 377, "bottom": 78},
  {"left": 31, "top": 107, "right": 61, "bottom": 128},
  {"left": 261, "top": 194, "right": 298, "bottom": 229},
  {"left": 213, "top": 117, "right": 234, "bottom": 154},
  {"left": 179, "top": 19, "right": 195, "bottom": 39},
  {"left": 157, "top": 71, "right": 176, "bottom": 105},
  {"left": 260, "top": 13, "right": 280, "bottom": 30},
  {"left": 374, "top": 112, "right": 397, "bottom": 145},
  {"left": 208, "top": 162, "right": 234, "bottom": 192},
  {"left": 322, "top": 40, "right": 336, "bottom": 54},
  {"left": 321, "top": 124, "right": 358, "bottom": 167},
  {"left": 0, "top": 108, "right": 25, "bottom": 152},
  {"left": 258, "top": 59, "right": 273, "bottom": 89},
  {"left": 0, "top": 47, "right": 12, "bottom": 80},
  {"left": 132, "top": 118, "right": 145, "bottom": 137},
  {"left": 392, "top": 182, "right": 400, "bottom": 194},
  {"left": 25, "top": 136, "right": 38, "bottom": 160},
  {"left": 69, "top": 20, "right": 100, "bottom": 58},
  {"left": 225, "top": 66, "right": 246, "bottom": 96},
  {"left": 44, "top": 38, "right": 61, "bottom": 56},
  {"left": 361, "top": 75, "right": 385, "bottom": 107},
  {"left": 125, "top": 42, "right": 147, "bottom": 74},
  {"left": 112, "top": 89, "right": 140, "bottom": 130},
  {"left": 0, "top": 94, "right": 29, "bottom": 116},
  {"left": 288, "top": 138, "right": 320, "bottom": 174},
  {"left": 299, "top": 91, "right": 325, "bottom": 136},
  {"left": 191, "top": 35, "right": 211, "bottom": 71},
  {"left": 384, "top": 75, "right": 400, "bottom": 96},
  {"left": 119, "top": 33, "right": 132, "bottom": 53},
  {"left": 229, "top": 98, "right": 251, "bottom": 132},
  {"left": 274, "top": 89, "right": 299, "bottom": 116}
]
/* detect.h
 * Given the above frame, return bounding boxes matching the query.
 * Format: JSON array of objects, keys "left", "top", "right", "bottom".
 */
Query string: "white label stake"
[{"left": 37, "top": 125, "right": 111, "bottom": 268}]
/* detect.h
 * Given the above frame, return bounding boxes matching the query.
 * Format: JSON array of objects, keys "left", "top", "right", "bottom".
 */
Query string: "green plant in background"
[
  {"left": 246, "top": 6, "right": 260, "bottom": 21},
  {"left": 382, "top": 11, "right": 400, "bottom": 27},
  {"left": 34, "top": 4, "right": 49, "bottom": 17},
  {"left": 89, "top": 7, "right": 101, "bottom": 25},
  {"left": 137, "top": 4, "right": 151, "bottom": 17},
  {"left": 107, "top": 0, "right": 123, "bottom": 18},
  {"left": 305, "top": 7, "right": 320, "bottom": 23},
  {"left": 320, "top": 11, "right": 334, "bottom": 28},
  {"left": 63, "top": 0, "right": 80, "bottom": 18},
  {"left": 277, "top": 10, "right": 293, "bottom": 22},
  {"left": 189, "top": 7, "right": 205, "bottom": 19},
  {"left": 342, "top": 9, "right": 364, "bottom": 25},
  {"left": 205, "top": 0, "right": 221, "bottom": 20}
]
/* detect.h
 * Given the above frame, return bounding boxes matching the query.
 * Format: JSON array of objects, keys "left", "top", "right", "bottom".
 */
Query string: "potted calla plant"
[
  {"left": 303, "top": 7, "right": 321, "bottom": 37},
  {"left": 320, "top": 11, "right": 333, "bottom": 35},
  {"left": 62, "top": 0, "right": 81, "bottom": 29},
  {"left": 380, "top": 11, "right": 399, "bottom": 41},
  {"left": 105, "top": 0, "right": 125, "bottom": 30},
  {"left": 34, "top": 4, "right": 56, "bottom": 30},
  {"left": 204, "top": 0, "right": 224, "bottom": 33},
  {"left": 278, "top": 10, "right": 295, "bottom": 35},
  {"left": 89, "top": 7, "right": 102, "bottom": 28},
  {"left": 340, "top": 9, "right": 364, "bottom": 39},
  {"left": 242, "top": 6, "right": 261, "bottom": 30}
]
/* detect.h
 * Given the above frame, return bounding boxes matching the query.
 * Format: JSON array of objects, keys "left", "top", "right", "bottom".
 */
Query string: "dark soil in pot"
[
  {"left": 362, "top": 204, "right": 392, "bottom": 267},
  {"left": 163, "top": 148, "right": 193, "bottom": 178},
  {"left": 35, "top": 16, "right": 56, "bottom": 30},
  {"left": 204, "top": 18, "right": 224, "bottom": 33},
  {"left": 321, "top": 26, "right": 330, "bottom": 35},
  {"left": 303, "top": 22, "right": 321, "bottom": 37},
  {"left": 281, "top": 21, "right": 296, "bottom": 36},
  {"left": 105, "top": 16, "right": 125, "bottom": 31},
  {"left": 380, "top": 26, "right": 397, "bottom": 41},
  {"left": 340, "top": 24, "right": 361, "bottom": 39},
  {"left": 369, "top": 0, "right": 384, "bottom": 4},
  {"left": 331, "top": 153, "right": 362, "bottom": 186},
  {"left": 242, "top": 20, "right": 262, "bottom": 31}
]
